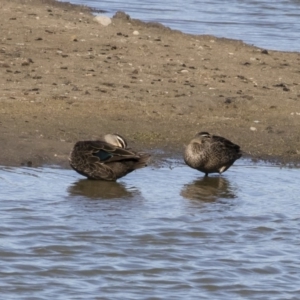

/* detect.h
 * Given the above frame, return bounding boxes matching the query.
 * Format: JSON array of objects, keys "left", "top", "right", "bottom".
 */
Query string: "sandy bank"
[{"left": 1, "top": 0, "right": 300, "bottom": 167}]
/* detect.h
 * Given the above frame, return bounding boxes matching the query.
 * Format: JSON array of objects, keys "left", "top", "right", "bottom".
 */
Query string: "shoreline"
[{"left": 1, "top": 0, "right": 300, "bottom": 168}]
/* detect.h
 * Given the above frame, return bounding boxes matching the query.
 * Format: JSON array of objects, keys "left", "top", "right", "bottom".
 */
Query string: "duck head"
[{"left": 103, "top": 134, "right": 128, "bottom": 148}]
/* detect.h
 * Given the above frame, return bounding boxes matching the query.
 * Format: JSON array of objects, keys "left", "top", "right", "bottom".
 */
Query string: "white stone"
[
  {"left": 94, "top": 15, "right": 112, "bottom": 26},
  {"left": 133, "top": 30, "right": 139, "bottom": 35},
  {"left": 250, "top": 127, "right": 257, "bottom": 131}
]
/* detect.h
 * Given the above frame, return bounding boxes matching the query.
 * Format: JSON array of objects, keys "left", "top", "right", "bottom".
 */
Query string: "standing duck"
[
  {"left": 69, "top": 134, "right": 150, "bottom": 180},
  {"left": 184, "top": 132, "right": 242, "bottom": 176}
]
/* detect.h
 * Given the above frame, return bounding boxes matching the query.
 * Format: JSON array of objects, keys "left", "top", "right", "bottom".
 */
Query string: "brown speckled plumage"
[
  {"left": 69, "top": 134, "right": 150, "bottom": 181},
  {"left": 184, "top": 132, "right": 242, "bottom": 176}
]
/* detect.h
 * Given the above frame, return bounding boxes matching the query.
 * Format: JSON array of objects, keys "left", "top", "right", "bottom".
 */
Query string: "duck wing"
[
  {"left": 212, "top": 135, "right": 241, "bottom": 151},
  {"left": 210, "top": 136, "right": 242, "bottom": 162},
  {"left": 86, "top": 141, "right": 144, "bottom": 163}
]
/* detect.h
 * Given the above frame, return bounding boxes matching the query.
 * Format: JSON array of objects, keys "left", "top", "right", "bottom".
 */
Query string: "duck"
[
  {"left": 69, "top": 134, "right": 150, "bottom": 180},
  {"left": 184, "top": 132, "right": 242, "bottom": 176}
]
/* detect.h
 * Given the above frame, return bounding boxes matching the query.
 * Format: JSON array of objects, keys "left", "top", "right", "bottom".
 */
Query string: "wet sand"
[{"left": 1, "top": 0, "right": 300, "bottom": 167}]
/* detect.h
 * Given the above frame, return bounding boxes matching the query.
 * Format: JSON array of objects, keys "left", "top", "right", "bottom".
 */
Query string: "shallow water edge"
[{"left": 1, "top": 160, "right": 300, "bottom": 299}]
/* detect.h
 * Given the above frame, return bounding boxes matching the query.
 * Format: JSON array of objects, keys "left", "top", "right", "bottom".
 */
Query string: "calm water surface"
[
  {"left": 59, "top": 0, "right": 300, "bottom": 51},
  {"left": 1, "top": 161, "right": 300, "bottom": 299}
]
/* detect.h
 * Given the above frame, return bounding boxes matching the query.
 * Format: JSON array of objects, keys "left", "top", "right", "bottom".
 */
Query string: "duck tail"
[{"left": 135, "top": 153, "right": 151, "bottom": 169}]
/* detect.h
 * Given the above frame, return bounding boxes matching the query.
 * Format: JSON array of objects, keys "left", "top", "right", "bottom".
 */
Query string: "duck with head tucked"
[
  {"left": 69, "top": 134, "right": 150, "bottom": 180},
  {"left": 184, "top": 132, "right": 242, "bottom": 176}
]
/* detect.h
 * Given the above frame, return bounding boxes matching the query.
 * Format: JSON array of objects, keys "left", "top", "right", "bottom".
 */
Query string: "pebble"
[
  {"left": 250, "top": 127, "right": 257, "bottom": 131},
  {"left": 94, "top": 15, "right": 112, "bottom": 26},
  {"left": 133, "top": 31, "right": 139, "bottom": 35}
]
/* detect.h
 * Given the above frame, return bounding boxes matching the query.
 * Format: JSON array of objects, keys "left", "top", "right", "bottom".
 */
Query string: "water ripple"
[{"left": 1, "top": 163, "right": 300, "bottom": 299}]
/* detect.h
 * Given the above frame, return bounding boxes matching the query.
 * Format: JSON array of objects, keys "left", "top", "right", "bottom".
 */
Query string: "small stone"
[
  {"left": 133, "top": 30, "right": 139, "bottom": 35},
  {"left": 0, "top": 62, "right": 10, "bottom": 68},
  {"left": 21, "top": 59, "right": 33, "bottom": 66},
  {"left": 250, "top": 127, "right": 257, "bottom": 131},
  {"left": 94, "top": 15, "right": 112, "bottom": 26},
  {"left": 71, "top": 35, "right": 78, "bottom": 42}
]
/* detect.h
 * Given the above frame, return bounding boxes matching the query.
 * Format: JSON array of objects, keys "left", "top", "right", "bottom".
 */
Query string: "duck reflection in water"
[
  {"left": 181, "top": 176, "right": 236, "bottom": 202},
  {"left": 68, "top": 179, "right": 138, "bottom": 200}
]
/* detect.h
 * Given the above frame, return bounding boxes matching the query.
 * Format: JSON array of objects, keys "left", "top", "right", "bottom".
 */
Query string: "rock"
[
  {"left": 113, "top": 11, "right": 131, "bottom": 20},
  {"left": 94, "top": 15, "right": 112, "bottom": 26}
]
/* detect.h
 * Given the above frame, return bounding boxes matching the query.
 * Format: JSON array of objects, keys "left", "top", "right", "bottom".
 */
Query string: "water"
[
  {"left": 59, "top": 0, "right": 300, "bottom": 52},
  {"left": 1, "top": 162, "right": 300, "bottom": 299}
]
